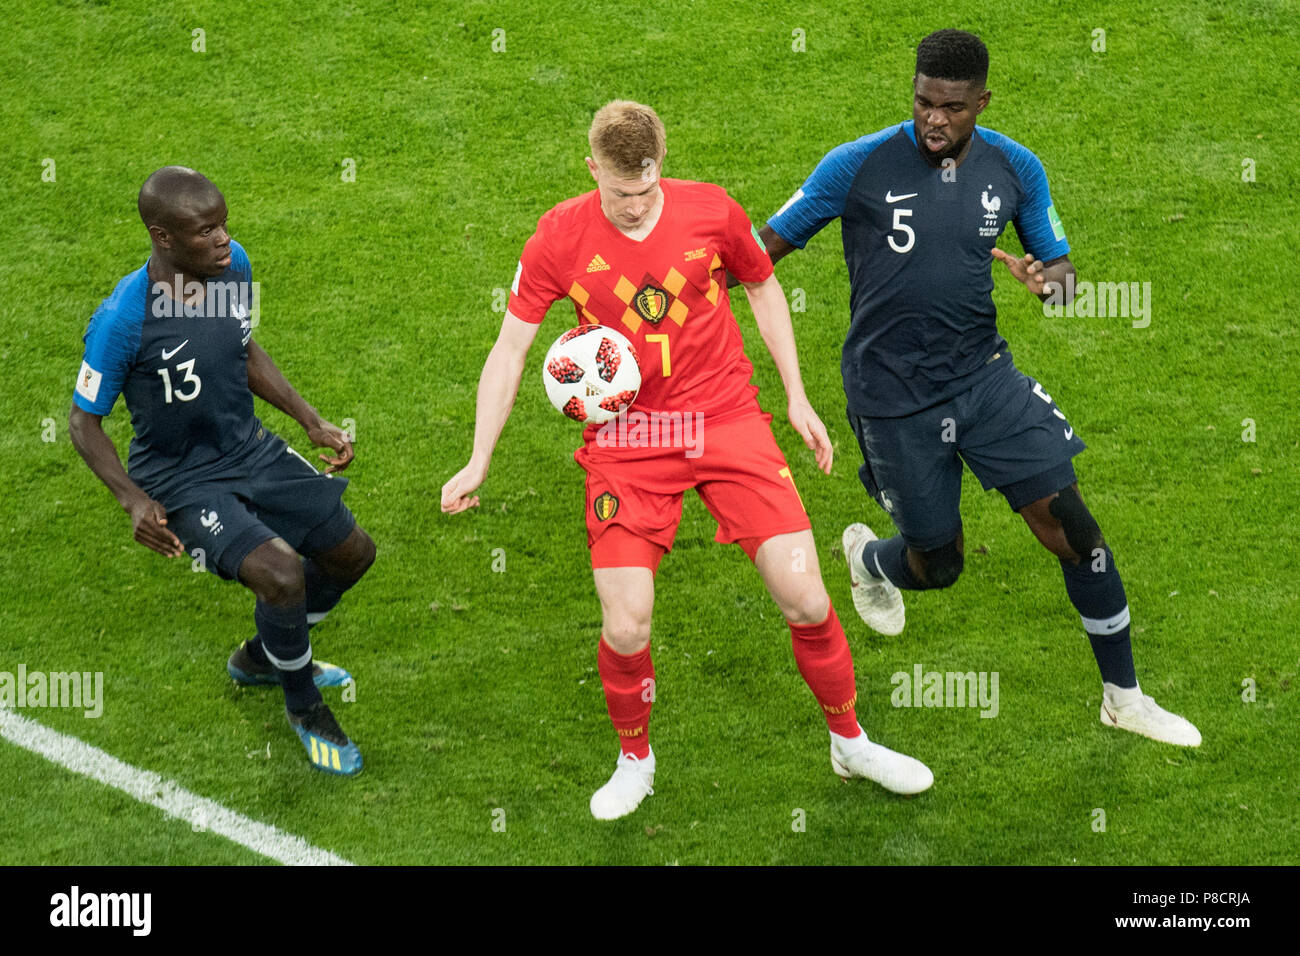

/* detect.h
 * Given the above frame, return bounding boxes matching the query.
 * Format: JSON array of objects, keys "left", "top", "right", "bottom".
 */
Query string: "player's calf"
[
  {"left": 236, "top": 540, "right": 323, "bottom": 714},
  {"left": 1037, "top": 491, "right": 1202, "bottom": 747},
  {"left": 592, "top": 564, "right": 657, "bottom": 804},
  {"left": 1049, "top": 486, "right": 1102, "bottom": 554},
  {"left": 304, "top": 525, "right": 376, "bottom": 628},
  {"left": 753, "top": 531, "right": 858, "bottom": 725},
  {"left": 1023, "top": 484, "right": 1103, "bottom": 564}
]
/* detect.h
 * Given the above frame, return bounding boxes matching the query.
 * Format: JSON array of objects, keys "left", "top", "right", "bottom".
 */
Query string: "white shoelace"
[{"left": 613, "top": 753, "right": 654, "bottom": 796}]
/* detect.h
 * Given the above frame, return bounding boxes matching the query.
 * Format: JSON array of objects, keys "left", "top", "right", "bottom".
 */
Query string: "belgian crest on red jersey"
[{"left": 633, "top": 283, "right": 669, "bottom": 325}]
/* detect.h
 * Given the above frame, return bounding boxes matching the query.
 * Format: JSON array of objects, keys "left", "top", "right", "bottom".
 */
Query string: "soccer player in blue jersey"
[
  {"left": 757, "top": 30, "right": 1200, "bottom": 746},
  {"left": 68, "top": 166, "right": 375, "bottom": 775}
]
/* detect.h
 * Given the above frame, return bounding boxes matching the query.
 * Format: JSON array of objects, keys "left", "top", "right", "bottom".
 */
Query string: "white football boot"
[
  {"left": 1099, "top": 685, "right": 1201, "bottom": 747},
  {"left": 590, "top": 747, "right": 656, "bottom": 820},
  {"left": 831, "top": 726, "right": 933, "bottom": 795},
  {"left": 842, "top": 523, "right": 906, "bottom": 636}
]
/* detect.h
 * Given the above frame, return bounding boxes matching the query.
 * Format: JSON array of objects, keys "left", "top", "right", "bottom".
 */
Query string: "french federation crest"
[
  {"left": 978, "top": 185, "right": 1002, "bottom": 237},
  {"left": 633, "top": 283, "right": 669, "bottom": 325}
]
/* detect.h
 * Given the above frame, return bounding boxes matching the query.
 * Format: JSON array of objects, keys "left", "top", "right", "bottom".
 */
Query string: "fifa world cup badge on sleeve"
[{"left": 76, "top": 361, "right": 103, "bottom": 403}]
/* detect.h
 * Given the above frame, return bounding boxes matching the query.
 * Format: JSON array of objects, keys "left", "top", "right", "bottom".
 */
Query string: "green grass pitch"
[{"left": 1, "top": 0, "right": 1297, "bottom": 865}]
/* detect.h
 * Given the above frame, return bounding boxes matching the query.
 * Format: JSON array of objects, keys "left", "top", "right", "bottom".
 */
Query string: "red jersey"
[{"left": 507, "top": 178, "right": 774, "bottom": 424}]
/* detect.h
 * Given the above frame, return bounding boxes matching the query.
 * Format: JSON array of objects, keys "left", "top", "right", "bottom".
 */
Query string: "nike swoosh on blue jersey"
[
  {"left": 161, "top": 340, "right": 189, "bottom": 360},
  {"left": 884, "top": 191, "right": 918, "bottom": 203}
]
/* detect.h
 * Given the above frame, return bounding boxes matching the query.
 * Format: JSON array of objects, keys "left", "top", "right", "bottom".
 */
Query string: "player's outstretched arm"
[
  {"left": 441, "top": 311, "right": 542, "bottom": 514},
  {"left": 68, "top": 405, "right": 184, "bottom": 557},
  {"left": 742, "top": 273, "right": 833, "bottom": 474},
  {"left": 245, "top": 340, "right": 354, "bottom": 473}
]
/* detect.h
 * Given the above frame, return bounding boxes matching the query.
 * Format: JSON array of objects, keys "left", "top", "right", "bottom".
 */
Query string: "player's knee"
[
  {"left": 779, "top": 586, "right": 830, "bottom": 626},
  {"left": 262, "top": 563, "right": 306, "bottom": 606},
  {"left": 1048, "top": 486, "right": 1104, "bottom": 563},
  {"left": 347, "top": 527, "right": 377, "bottom": 580},
  {"left": 244, "top": 544, "right": 305, "bottom": 606},
  {"left": 917, "top": 539, "right": 964, "bottom": 589},
  {"left": 603, "top": 616, "right": 651, "bottom": 655}
]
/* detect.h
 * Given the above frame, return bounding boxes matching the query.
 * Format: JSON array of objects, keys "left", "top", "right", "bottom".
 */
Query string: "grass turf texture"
[{"left": 1, "top": 0, "right": 1297, "bottom": 865}]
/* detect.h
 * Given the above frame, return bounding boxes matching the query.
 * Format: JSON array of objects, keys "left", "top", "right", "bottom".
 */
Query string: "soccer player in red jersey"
[{"left": 442, "top": 101, "right": 932, "bottom": 819}]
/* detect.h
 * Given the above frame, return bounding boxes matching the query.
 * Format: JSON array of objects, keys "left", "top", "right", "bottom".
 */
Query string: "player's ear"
[
  {"left": 147, "top": 224, "right": 171, "bottom": 247},
  {"left": 584, "top": 156, "right": 599, "bottom": 182},
  {"left": 977, "top": 88, "right": 991, "bottom": 113}
]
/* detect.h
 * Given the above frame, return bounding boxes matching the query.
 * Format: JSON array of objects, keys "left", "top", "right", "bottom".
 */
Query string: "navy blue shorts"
[
  {"left": 847, "top": 354, "right": 1085, "bottom": 550},
  {"left": 166, "top": 433, "right": 356, "bottom": 580}
]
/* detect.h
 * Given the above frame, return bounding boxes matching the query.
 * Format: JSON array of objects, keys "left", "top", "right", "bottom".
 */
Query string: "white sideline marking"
[{"left": 0, "top": 709, "right": 352, "bottom": 866}]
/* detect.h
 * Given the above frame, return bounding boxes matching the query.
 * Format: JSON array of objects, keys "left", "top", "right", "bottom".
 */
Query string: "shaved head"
[
  {"left": 138, "top": 166, "right": 223, "bottom": 232},
  {"left": 138, "top": 166, "right": 232, "bottom": 281}
]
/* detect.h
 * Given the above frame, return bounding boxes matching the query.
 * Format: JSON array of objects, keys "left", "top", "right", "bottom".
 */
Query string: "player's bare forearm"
[
  {"left": 743, "top": 274, "right": 834, "bottom": 473},
  {"left": 245, "top": 340, "right": 321, "bottom": 431},
  {"left": 464, "top": 313, "right": 542, "bottom": 468},
  {"left": 469, "top": 336, "right": 528, "bottom": 467},
  {"left": 442, "top": 314, "right": 539, "bottom": 514},
  {"left": 68, "top": 405, "right": 150, "bottom": 511},
  {"left": 69, "top": 405, "right": 184, "bottom": 556},
  {"left": 744, "top": 274, "right": 809, "bottom": 405},
  {"left": 727, "top": 225, "right": 797, "bottom": 288}
]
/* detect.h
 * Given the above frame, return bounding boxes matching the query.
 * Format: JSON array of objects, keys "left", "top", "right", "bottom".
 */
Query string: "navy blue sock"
[
  {"left": 1060, "top": 549, "right": 1138, "bottom": 688},
  {"left": 861, "top": 534, "right": 927, "bottom": 590},
  {"left": 279, "top": 663, "right": 318, "bottom": 715},
  {"left": 245, "top": 637, "right": 270, "bottom": 665},
  {"left": 254, "top": 600, "right": 321, "bottom": 714},
  {"left": 305, "top": 558, "right": 352, "bottom": 628}
]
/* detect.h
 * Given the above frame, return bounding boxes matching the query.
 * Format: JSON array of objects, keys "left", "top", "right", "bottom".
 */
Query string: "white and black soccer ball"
[{"left": 542, "top": 325, "right": 641, "bottom": 424}]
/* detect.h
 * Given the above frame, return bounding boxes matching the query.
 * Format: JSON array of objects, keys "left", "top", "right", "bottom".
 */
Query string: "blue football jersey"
[
  {"left": 73, "top": 240, "right": 266, "bottom": 507},
  {"left": 768, "top": 121, "right": 1070, "bottom": 417}
]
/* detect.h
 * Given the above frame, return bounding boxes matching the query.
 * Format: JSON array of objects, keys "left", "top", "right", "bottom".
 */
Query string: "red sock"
[
  {"left": 597, "top": 637, "right": 654, "bottom": 759},
  {"left": 789, "top": 602, "right": 860, "bottom": 737}
]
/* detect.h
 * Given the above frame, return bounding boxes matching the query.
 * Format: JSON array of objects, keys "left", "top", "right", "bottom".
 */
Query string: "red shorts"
[{"left": 575, "top": 407, "right": 811, "bottom": 571}]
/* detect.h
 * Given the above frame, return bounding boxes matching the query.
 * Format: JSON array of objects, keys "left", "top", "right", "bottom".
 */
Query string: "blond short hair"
[{"left": 588, "top": 100, "right": 666, "bottom": 179}]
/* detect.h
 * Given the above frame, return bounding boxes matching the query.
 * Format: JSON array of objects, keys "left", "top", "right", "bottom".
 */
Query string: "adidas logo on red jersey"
[{"left": 586, "top": 254, "right": 610, "bottom": 273}]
